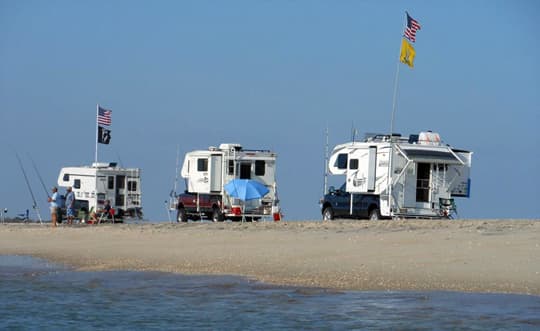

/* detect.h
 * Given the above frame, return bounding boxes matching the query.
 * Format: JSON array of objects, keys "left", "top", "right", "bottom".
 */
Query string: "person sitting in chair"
[
  {"left": 86, "top": 207, "right": 98, "bottom": 224},
  {"left": 98, "top": 200, "right": 113, "bottom": 223}
]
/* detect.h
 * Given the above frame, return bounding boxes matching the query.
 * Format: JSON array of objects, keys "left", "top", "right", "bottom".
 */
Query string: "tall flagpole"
[
  {"left": 390, "top": 56, "right": 402, "bottom": 136},
  {"left": 390, "top": 13, "right": 408, "bottom": 136},
  {"left": 388, "top": 14, "right": 408, "bottom": 219},
  {"left": 95, "top": 104, "right": 99, "bottom": 165}
]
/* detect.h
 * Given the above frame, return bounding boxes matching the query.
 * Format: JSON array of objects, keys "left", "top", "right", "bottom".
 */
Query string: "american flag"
[
  {"left": 97, "top": 106, "right": 112, "bottom": 126},
  {"left": 404, "top": 12, "right": 421, "bottom": 43}
]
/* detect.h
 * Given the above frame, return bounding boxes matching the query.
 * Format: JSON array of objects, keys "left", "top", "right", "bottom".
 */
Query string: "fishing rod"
[
  {"left": 323, "top": 126, "right": 329, "bottom": 197},
  {"left": 115, "top": 151, "right": 125, "bottom": 168},
  {"left": 167, "top": 145, "right": 181, "bottom": 222},
  {"left": 173, "top": 145, "right": 180, "bottom": 196},
  {"left": 29, "top": 155, "right": 50, "bottom": 199},
  {"left": 15, "top": 152, "right": 43, "bottom": 224}
]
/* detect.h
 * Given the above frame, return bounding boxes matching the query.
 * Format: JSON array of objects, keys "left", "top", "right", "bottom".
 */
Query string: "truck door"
[
  {"left": 332, "top": 188, "right": 351, "bottom": 217},
  {"left": 350, "top": 193, "right": 369, "bottom": 217}
]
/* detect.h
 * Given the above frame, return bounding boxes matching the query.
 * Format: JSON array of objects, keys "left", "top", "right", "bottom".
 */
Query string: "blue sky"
[{"left": 1, "top": 1, "right": 539, "bottom": 221}]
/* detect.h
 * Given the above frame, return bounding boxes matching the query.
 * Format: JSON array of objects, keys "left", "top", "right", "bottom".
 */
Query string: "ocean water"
[{"left": 1, "top": 256, "right": 539, "bottom": 330}]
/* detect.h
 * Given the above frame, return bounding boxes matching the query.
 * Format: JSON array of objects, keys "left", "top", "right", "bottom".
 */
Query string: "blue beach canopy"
[{"left": 224, "top": 179, "right": 269, "bottom": 201}]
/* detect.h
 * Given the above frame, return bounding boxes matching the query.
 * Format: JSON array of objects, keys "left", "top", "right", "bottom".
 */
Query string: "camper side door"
[
  {"left": 188, "top": 156, "right": 211, "bottom": 194},
  {"left": 449, "top": 151, "right": 472, "bottom": 198},
  {"left": 346, "top": 147, "right": 377, "bottom": 193}
]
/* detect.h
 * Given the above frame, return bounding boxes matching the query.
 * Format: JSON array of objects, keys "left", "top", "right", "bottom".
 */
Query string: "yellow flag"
[{"left": 400, "top": 38, "right": 416, "bottom": 68}]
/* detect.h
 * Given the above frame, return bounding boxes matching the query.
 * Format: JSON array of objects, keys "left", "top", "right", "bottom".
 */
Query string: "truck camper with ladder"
[
  {"left": 57, "top": 162, "right": 143, "bottom": 221},
  {"left": 321, "top": 131, "right": 472, "bottom": 220},
  {"left": 174, "top": 143, "right": 280, "bottom": 222}
]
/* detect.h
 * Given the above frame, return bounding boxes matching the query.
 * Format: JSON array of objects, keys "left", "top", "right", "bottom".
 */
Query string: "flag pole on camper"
[
  {"left": 390, "top": 11, "right": 420, "bottom": 135},
  {"left": 389, "top": 56, "right": 402, "bottom": 137},
  {"left": 387, "top": 15, "right": 406, "bottom": 219},
  {"left": 95, "top": 104, "right": 99, "bottom": 165},
  {"left": 388, "top": 11, "right": 422, "bottom": 218}
]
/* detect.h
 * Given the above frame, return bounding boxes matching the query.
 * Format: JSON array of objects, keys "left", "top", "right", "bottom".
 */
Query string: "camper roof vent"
[
  {"left": 208, "top": 146, "right": 218, "bottom": 151},
  {"left": 418, "top": 131, "right": 441, "bottom": 145},
  {"left": 91, "top": 162, "right": 117, "bottom": 168},
  {"left": 409, "top": 134, "right": 419, "bottom": 144},
  {"left": 92, "top": 162, "right": 110, "bottom": 168},
  {"left": 364, "top": 133, "right": 392, "bottom": 142},
  {"left": 219, "top": 143, "right": 242, "bottom": 151}
]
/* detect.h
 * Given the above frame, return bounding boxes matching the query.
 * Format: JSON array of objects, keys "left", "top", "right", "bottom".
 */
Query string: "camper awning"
[{"left": 400, "top": 147, "right": 462, "bottom": 164}]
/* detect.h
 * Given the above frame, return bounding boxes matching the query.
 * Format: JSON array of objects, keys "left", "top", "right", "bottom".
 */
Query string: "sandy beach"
[{"left": 0, "top": 220, "right": 538, "bottom": 295}]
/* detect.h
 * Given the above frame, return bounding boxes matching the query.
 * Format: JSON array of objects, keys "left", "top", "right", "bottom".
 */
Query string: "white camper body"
[
  {"left": 180, "top": 143, "right": 278, "bottom": 217},
  {"left": 57, "top": 162, "right": 142, "bottom": 218},
  {"left": 328, "top": 132, "right": 472, "bottom": 218}
]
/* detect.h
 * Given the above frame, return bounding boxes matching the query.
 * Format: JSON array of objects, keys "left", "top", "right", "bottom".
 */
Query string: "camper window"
[
  {"left": 74, "top": 179, "right": 81, "bottom": 189},
  {"left": 197, "top": 158, "right": 208, "bottom": 172},
  {"left": 336, "top": 154, "right": 348, "bottom": 169},
  {"left": 239, "top": 163, "right": 251, "bottom": 179},
  {"left": 349, "top": 159, "right": 359, "bottom": 170},
  {"left": 117, "top": 175, "right": 126, "bottom": 189},
  {"left": 97, "top": 193, "right": 106, "bottom": 204},
  {"left": 108, "top": 176, "right": 114, "bottom": 189},
  {"left": 128, "top": 181, "right": 137, "bottom": 191},
  {"left": 63, "top": 174, "right": 70, "bottom": 182},
  {"left": 255, "top": 160, "right": 265, "bottom": 176},
  {"left": 228, "top": 160, "right": 234, "bottom": 175}
]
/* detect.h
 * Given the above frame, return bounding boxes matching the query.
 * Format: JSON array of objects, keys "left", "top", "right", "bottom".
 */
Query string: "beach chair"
[
  {"left": 439, "top": 198, "right": 457, "bottom": 219},
  {"left": 98, "top": 208, "right": 115, "bottom": 224},
  {"left": 77, "top": 209, "right": 87, "bottom": 224}
]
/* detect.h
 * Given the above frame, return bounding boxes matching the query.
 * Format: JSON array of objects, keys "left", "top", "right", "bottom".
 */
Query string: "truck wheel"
[
  {"left": 177, "top": 208, "right": 188, "bottom": 222},
  {"left": 212, "top": 208, "right": 224, "bottom": 222},
  {"left": 369, "top": 208, "right": 381, "bottom": 220},
  {"left": 322, "top": 207, "right": 334, "bottom": 221}
]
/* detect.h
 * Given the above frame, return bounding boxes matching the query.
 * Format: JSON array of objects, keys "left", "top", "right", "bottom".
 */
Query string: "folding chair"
[
  {"left": 98, "top": 209, "right": 115, "bottom": 224},
  {"left": 439, "top": 198, "right": 457, "bottom": 219}
]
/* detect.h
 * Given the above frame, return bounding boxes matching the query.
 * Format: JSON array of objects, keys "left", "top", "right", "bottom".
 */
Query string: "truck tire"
[
  {"left": 212, "top": 208, "right": 224, "bottom": 222},
  {"left": 369, "top": 208, "right": 381, "bottom": 220},
  {"left": 322, "top": 207, "right": 334, "bottom": 221},
  {"left": 177, "top": 208, "right": 188, "bottom": 223}
]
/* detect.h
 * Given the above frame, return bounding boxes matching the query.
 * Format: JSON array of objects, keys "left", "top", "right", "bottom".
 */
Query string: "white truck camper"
[
  {"left": 57, "top": 162, "right": 143, "bottom": 219},
  {"left": 176, "top": 143, "right": 280, "bottom": 221},
  {"left": 327, "top": 132, "right": 472, "bottom": 219}
]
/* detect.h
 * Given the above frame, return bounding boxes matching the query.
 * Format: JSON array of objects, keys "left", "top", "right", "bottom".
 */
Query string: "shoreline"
[{"left": 1, "top": 220, "right": 538, "bottom": 295}]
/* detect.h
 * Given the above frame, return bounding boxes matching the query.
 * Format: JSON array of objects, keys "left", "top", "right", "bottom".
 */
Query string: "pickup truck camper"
[
  {"left": 321, "top": 131, "right": 472, "bottom": 220},
  {"left": 173, "top": 143, "right": 280, "bottom": 222},
  {"left": 57, "top": 162, "right": 143, "bottom": 221}
]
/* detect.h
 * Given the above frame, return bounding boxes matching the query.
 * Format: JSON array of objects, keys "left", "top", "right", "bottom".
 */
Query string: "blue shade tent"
[{"left": 224, "top": 179, "right": 269, "bottom": 201}]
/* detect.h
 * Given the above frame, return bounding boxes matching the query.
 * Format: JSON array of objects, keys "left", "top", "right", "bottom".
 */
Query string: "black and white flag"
[{"left": 98, "top": 125, "right": 111, "bottom": 144}]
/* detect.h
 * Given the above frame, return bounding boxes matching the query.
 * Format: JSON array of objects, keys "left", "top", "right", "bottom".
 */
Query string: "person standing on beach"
[
  {"left": 48, "top": 187, "right": 59, "bottom": 227},
  {"left": 65, "top": 187, "right": 75, "bottom": 225}
]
